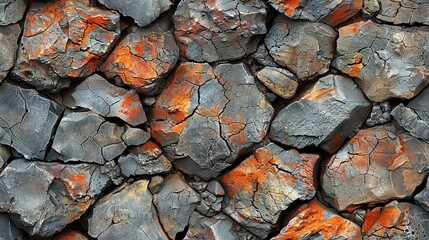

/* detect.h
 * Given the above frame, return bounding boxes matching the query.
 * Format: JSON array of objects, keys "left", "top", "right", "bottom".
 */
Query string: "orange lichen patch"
[
  {"left": 119, "top": 94, "right": 144, "bottom": 122},
  {"left": 280, "top": 0, "right": 300, "bottom": 17},
  {"left": 348, "top": 54, "right": 363, "bottom": 77},
  {"left": 325, "top": 4, "right": 359, "bottom": 26},
  {"left": 301, "top": 87, "right": 336, "bottom": 101},
  {"left": 64, "top": 173, "right": 89, "bottom": 198},
  {"left": 362, "top": 205, "right": 403, "bottom": 235},
  {"left": 339, "top": 22, "right": 362, "bottom": 36}
]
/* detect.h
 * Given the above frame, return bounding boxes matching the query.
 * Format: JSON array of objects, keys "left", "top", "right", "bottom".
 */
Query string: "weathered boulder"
[
  {"left": 256, "top": 67, "right": 298, "bottom": 99},
  {"left": 0, "top": 24, "right": 20, "bottom": 82},
  {"left": 0, "top": 0, "right": 26, "bottom": 25}
]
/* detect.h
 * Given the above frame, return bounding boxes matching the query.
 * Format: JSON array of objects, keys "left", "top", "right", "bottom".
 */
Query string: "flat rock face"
[
  {"left": 63, "top": 74, "right": 147, "bottom": 126},
  {"left": 362, "top": 201, "right": 429, "bottom": 239},
  {"left": 219, "top": 143, "right": 319, "bottom": 238},
  {"left": 265, "top": 15, "right": 337, "bottom": 80},
  {"left": 98, "top": 0, "right": 172, "bottom": 27},
  {"left": 86, "top": 180, "right": 169, "bottom": 240},
  {"left": 0, "top": 24, "right": 20, "bottom": 82},
  {"left": 12, "top": 0, "right": 120, "bottom": 92},
  {"left": 101, "top": 17, "right": 179, "bottom": 96},
  {"left": 0, "top": 82, "right": 64, "bottom": 160},
  {"left": 272, "top": 199, "right": 362, "bottom": 240},
  {"left": 149, "top": 62, "right": 273, "bottom": 179},
  {"left": 364, "top": 0, "right": 429, "bottom": 25},
  {"left": 322, "top": 124, "right": 429, "bottom": 212},
  {"left": 0, "top": 212, "right": 25, "bottom": 240},
  {"left": 173, "top": 0, "right": 267, "bottom": 62},
  {"left": 0, "top": 159, "right": 111, "bottom": 237},
  {"left": 268, "top": 0, "right": 362, "bottom": 26},
  {"left": 257, "top": 67, "right": 298, "bottom": 99},
  {"left": 0, "top": 0, "right": 26, "bottom": 25},
  {"left": 270, "top": 74, "right": 371, "bottom": 153},
  {"left": 334, "top": 20, "right": 429, "bottom": 102}
]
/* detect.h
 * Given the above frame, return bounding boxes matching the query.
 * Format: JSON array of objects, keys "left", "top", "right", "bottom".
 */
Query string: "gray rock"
[
  {"left": 364, "top": 0, "right": 429, "bottom": 25},
  {"left": 270, "top": 74, "right": 371, "bottom": 153},
  {"left": 252, "top": 44, "right": 278, "bottom": 67},
  {"left": 0, "top": 82, "right": 64, "bottom": 159},
  {"left": 192, "top": 180, "right": 225, "bottom": 217},
  {"left": 100, "top": 161, "right": 124, "bottom": 186},
  {"left": 148, "top": 175, "right": 164, "bottom": 194},
  {"left": 415, "top": 175, "right": 429, "bottom": 212},
  {"left": 0, "top": 213, "right": 25, "bottom": 240},
  {"left": 257, "top": 67, "right": 298, "bottom": 99},
  {"left": 265, "top": 15, "right": 337, "bottom": 80},
  {"left": 122, "top": 127, "right": 150, "bottom": 146},
  {"left": 0, "top": 144, "right": 10, "bottom": 169},
  {"left": 0, "top": 24, "right": 20, "bottom": 82},
  {"left": 366, "top": 101, "right": 392, "bottom": 127},
  {"left": 173, "top": 0, "right": 267, "bottom": 62},
  {"left": 333, "top": 20, "right": 429, "bottom": 102},
  {"left": 0, "top": 0, "right": 26, "bottom": 25},
  {"left": 0, "top": 159, "right": 111, "bottom": 237}
]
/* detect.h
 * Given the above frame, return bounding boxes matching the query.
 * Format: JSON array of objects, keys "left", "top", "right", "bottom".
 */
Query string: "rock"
[
  {"left": 252, "top": 44, "right": 278, "bottom": 67},
  {"left": 184, "top": 212, "right": 257, "bottom": 240},
  {"left": 12, "top": 0, "right": 120, "bottom": 92},
  {"left": 0, "top": 144, "right": 10, "bottom": 169},
  {"left": 0, "top": 24, "right": 20, "bottom": 82},
  {"left": 0, "top": 212, "right": 25, "bottom": 240},
  {"left": 0, "top": 82, "right": 64, "bottom": 159},
  {"left": 191, "top": 180, "right": 225, "bottom": 217},
  {"left": 100, "top": 161, "right": 124, "bottom": 186},
  {"left": 366, "top": 101, "right": 391, "bottom": 127},
  {"left": 270, "top": 74, "right": 371, "bottom": 153},
  {"left": 149, "top": 62, "right": 274, "bottom": 179},
  {"left": 322, "top": 124, "right": 429, "bottom": 212},
  {"left": 122, "top": 127, "right": 150, "bottom": 146},
  {"left": 267, "top": 0, "right": 362, "bottom": 26},
  {"left": 98, "top": 0, "right": 172, "bottom": 27},
  {"left": 0, "top": 0, "right": 26, "bottom": 25},
  {"left": 220, "top": 143, "right": 319, "bottom": 238},
  {"left": 148, "top": 175, "right": 164, "bottom": 194},
  {"left": 118, "top": 140, "right": 172, "bottom": 177},
  {"left": 265, "top": 15, "right": 337, "bottom": 80},
  {"left": 63, "top": 74, "right": 147, "bottom": 126},
  {"left": 54, "top": 229, "right": 89, "bottom": 240},
  {"left": 362, "top": 201, "right": 429, "bottom": 239},
  {"left": 363, "top": 0, "right": 429, "bottom": 25},
  {"left": 333, "top": 20, "right": 429, "bottom": 102},
  {"left": 257, "top": 67, "right": 298, "bottom": 99},
  {"left": 101, "top": 17, "right": 179, "bottom": 96},
  {"left": 153, "top": 172, "right": 200, "bottom": 239},
  {"left": 272, "top": 199, "right": 362, "bottom": 240},
  {"left": 416, "top": 178, "right": 429, "bottom": 212},
  {"left": 86, "top": 180, "right": 169, "bottom": 240},
  {"left": 0, "top": 159, "right": 111, "bottom": 237},
  {"left": 173, "top": 0, "right": 267, "bottom": 62}
]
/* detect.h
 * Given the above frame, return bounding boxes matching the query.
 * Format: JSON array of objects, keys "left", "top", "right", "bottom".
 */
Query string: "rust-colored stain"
[
  {"left": 349, "top": 54, "right": 363, "bottom": 77},
  {"left": 119, "top": 94, "right": 142, "bottom": 121},
  {"left": 280, "top": 0, "right": 300, "bottom": 17},
  {"left": 339, "top": 22, "right": 360, "bottom": 36},
  {"left": 326, "top": 4, "right": 353, "bottom": 26},
  {"left": 301, "top": 87, "right": 336, "bottom": 101}
]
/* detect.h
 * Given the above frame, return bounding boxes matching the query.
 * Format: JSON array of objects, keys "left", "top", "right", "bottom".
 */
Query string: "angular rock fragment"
[
  {"left": 220, "top": 143, "right": 319, "bottom": 238},
  {"left": 100, "top": 161, "right": 124, "bottom": 185},
  {"left": 265, "top": 15, "right": 337, "bottom": 79},
  {"left": 322, "top": 124, "right": 429, "bottom": 212},
  {"left": 0, "top": 213, "right": 25, "bottom": 240},
  {"left": 86, "top": 180, "right": 168, "bottom": 240},
  {"left": 153, "top": 172, "right": 200, "bottom": 239},
  {"left": 334, "top": 20, "right": 429, "bottom": 102},
  {"left": 257, "top": 67, "right": 298, "bottom": 99},
  {"left": 252, "top": 44, "right": 278, "bottom": 67},
  {"left": 101, "top": 17, "right": 179, "bottom": 96},
  {"left": 149, "top": 62, "right": 274, "bottom": 179},
  {"left": 12, "top": 0, "right": 120, "bottom": 92},
  {"left": 0, "top": 0, "right": 26, "bottom": 25},
  {"left": 122, "top": 127, "right": 150, "bottom": 146},
  {"left": 364, "top": 0, "right": 429, "bottom": 25},
  {"left": 366, "top": 101, "right": 391, "bottom": 127},
  {"left": 0, "top": 144, "right": 10, "bottom": 169},
  {"left": 191, "top": 180, "right": 225, "bottom": 217},
  {"left": 270, "top": 74, "right": 371, "bottom": 153},
  {"left": 173, "top": 0, "right": 267, "bottom": 62},
  {"left": 268, "top": 0, "right": 362, "bottom": 26},
  {"left": 98, "top": 0, "right": 172, "bottom": 27},
  {"left": 0, "top": 159, "right": 111, "bottom": 237},
  {"left": 63, "top": 74, "right": 147, "bottom": 126},
  {"left": 272, "top": 199, "right": 362, "bottom": 240},
  {"left": 54, "top": 229, "right": 89, "bottom": 240},
  {"left": 0, "top": 82, "right": 64, "bottom": 159},
  {"left": 0, "top": 24, "right": 20, "bottom": 82},
  {"left": 362, "top": 201, "right": 429, "bottom": 239}
]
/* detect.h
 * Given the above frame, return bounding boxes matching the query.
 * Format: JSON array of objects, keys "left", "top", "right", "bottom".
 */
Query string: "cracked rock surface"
[
  {"left": 366, "top": 101, "right": 391, "bottom": 127},
  {"left": 364, "top": 0, "right": 429, "bottom": 25},
  {"left": 0, "top": 24, "right": 20, "bottom": 82},
  {"left": 0, "top": 0, "right": 26, "bottom": 25}
]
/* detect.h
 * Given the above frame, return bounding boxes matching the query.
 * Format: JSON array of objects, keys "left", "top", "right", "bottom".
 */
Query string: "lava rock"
[
  {"left": 173, "top": 0, "right": 267, "bottom": 62},
  {"left": 265, "top": 15, "right": 337, "bottom": 80},
  {"left": 270, "top": 74, "right": 371, "bottom": 153},
  {"left": 322, "top": 124, "right": 429, "bottom": 212},
  {"left": 219, "top": 143, "right": 319, "bottom": 238},
  {"left": 0, "top": 159, "right": 111, "bottom": 237},
  {"left": 256, "top": 67, "right": 298, "bottom": 99},
  {"left": 63, "top": 74, "right": 147, "bottom": 126},
  {"left": 0, "top": 82, "right": 64, "bottom": 159},
  {"left": 333, "top": 20, "right": 429, "bottom": 102},
  {"left": 0, "top": 212, "right": 25, "bottom": 240},
  {"left": 0, "top": 0, "right": 26, "bottom": 25},
  {"left": 363, "top": 0, "right": 429, "bottom": 25},
  {"left": 366, "top": 101, "right": 392, "bottom": 127},
  {"left": 149, "top": 62, "right": 274, "bottom": 179},
  {"left": 0, "top": 24, "right": 20, "bottom": 82},
  {"left": 12, "top": 0, "right": 120, "bottom": 92},
  {"left": 101, "top": 16, "right": 179, "bottom": 96}
]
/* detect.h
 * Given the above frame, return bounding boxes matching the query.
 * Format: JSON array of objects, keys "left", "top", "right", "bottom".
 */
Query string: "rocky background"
[{"left": 0, "top": 0, "right": 428, "bottom": 239}]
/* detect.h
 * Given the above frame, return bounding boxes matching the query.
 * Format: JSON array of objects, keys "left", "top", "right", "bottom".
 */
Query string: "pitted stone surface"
[
  {"left": 270, "top": 74, "right": 371, "bottom": 153},
  {"left": 364, "top": 0, "right": 429, "bottom": 25},
  {"left": 366, "top": 101, "right": 392, "bottom": 127},
  {"left": 256, "top": 67, "right": 298, "bottom": 99},
  {"left": 220, "top": 143, "right": 319, "bottom": 238},
  {"left": 334, "top": 20, "right": 429, "bottom": 102},
  {"left": 0, "top": 24, "right": 20, "bottom": 82},
  {"left": 0, "top": 0, "right": 26, "bottom": 25}
]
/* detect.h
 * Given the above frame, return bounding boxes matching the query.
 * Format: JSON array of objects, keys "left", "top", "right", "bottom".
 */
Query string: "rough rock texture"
[
  {"left": 364, "top": 0, "right": 429, "bottom": 25},
  {"left": 0, "top": 212, "right": 25, "bottom": 240},
  {"left": 272, "top": 199, "right": 362, "bottom": 240},
  {"left": 0, "top": 82, "right": 64, "bottom": 159},
  {"left": 366, "top": 101, "right": 391, "bottom": 127},
  {"left": 153, "top": 172, "right": 200, "bottom": 239},
  {"left": 12, "top": 0, "right": 120, "bottom": 92},
  {"left": 0, "top": 24, "right": 20, "bottom": 82},
  {"left": 149, "top": 62, "right": 274, "bottom": 179},
  {"left": 416, "top": 175, "right": 429, "bottom": 212},
  {"left": 63, "top": 74, "right": 147, "bottom": 126},
  {"left": 220, "top": 143, "right": 319, "bottom": 238},
  {"left": 173, "top": 0, "right": 267, "bottom": 62},
  {"left": 86, "top": 180, "right": 168, "bottom": 240},
  {"left": 98, "top": 0, "right": 172, "bottom": 27},
  {"left": 257, "top": 67, "right": 298, "bottom": 99},
  {"left": 268, "top": 0, "right": 362, "bottom": 26},
  {"left": 334, "top": 20, "right": 429, "bottom": 102},
  {"left": 0, "top": 159, "right": 111, "bottom": 237},
  {"left": 101, "top": 17, "right": 179, "bottom": 96},
  {"left": 191, "top": 180, "right": 225, "bottom": 217},
  {"left": 252, "top": 44, "right": 278, "bottom": 67},
  {"left": 0, "top": 0, "right": 26, "bottom": 25},
  {"left": 362, "top": 201, "right": 429, "bottom": 239},
  {"left": 265, "top": 15, "right": 337, "bottom": 79},
  {"left": 322, "top": 124, "right": 429, "bottom": 211},
  {"left": 270, "top": 74, "right": 371, "bottom": 153}
]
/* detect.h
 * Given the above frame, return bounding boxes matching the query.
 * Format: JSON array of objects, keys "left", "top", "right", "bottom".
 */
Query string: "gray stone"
[
  {"left": 257, "top": 67, "right": 298, "bottom": 99},
  {"left": 0, "top": 213, "right": 25, "bottom": 240},
  {"left": 192, "top": 180, "right": 225, "bottom": 217},
  {"left": 0, "top": 0, "right": 26, "bottom": 25},
  {"left": 148, "top": 175, "right": 164, "bottom": 194},
  {"left": 252, "top": 44, "right": 278, "bottom": 67},
  {"left": 0, "top": 24, "right": 20, "bottom": 82},
  {"left": 416, "top": 175, "right": 429, "bottom": 212},
  {"left": 0, "top": 144, "right": 10, "bottom": 169},
  {"left": 100, "top": 161, "right": 124, "bottom": 186},
  {"left": 366, "top": 101, "right": 392, "bottom": 127},
  {"left": 364, "top": 0, "right": 429, "bottom": 25},
  {"left": 122, "top": 127, "right": 150, "bottom": 146}
]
